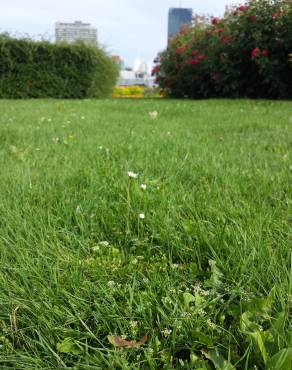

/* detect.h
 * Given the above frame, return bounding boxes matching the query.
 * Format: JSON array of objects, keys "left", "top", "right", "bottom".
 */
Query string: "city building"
[
  {"left": 55, "top": 21, "right": 97, "bottom": 46},
  {"left": 118, "top": 59, "right": 153, "bottom": 87},
  {"left": 112, "top": 55, "right": 125, "bottom": 70},
  {"left": 168, "top": 8, "right": 192, "bottom": 40}
]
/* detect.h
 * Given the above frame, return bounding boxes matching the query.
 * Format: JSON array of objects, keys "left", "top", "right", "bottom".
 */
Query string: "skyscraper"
[
  {"left": 168, "top": 8, "right": 192, "bottom": 40},
  {"left": 55, "top": 21, "right": 97, "bottom": 46}
]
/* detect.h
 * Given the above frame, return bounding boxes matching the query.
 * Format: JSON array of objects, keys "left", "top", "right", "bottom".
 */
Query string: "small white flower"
[
  {"left": 129, "top": 321, "right": 138, "bottom": 328},
  {"left": 99, "top": 241, "right": 109, "bottom": 247},
  {"left": 162, "top": 296, "right": 172, "bottom": 305},
  {"left": 197, "top": 308, "right": 207, "bottom": 316},
  {"left": 139, "top": 213, "right": 145, "bottom": 220},
  {"left": 161, "top": 328, "right": 172, "bottom": 337},
  {"left": 107, "top": 281, "right": 115, "bottom": 288},
  {"left": 149, "top": 111, "right": 158, "bottom": 119},
  {"left": 128, "top": 171, "right": 138, "bottom": 179},
  {"left": 207, "top": 319, "right": 216, "bottom": 330},
  {"left": 140, "top": 184, "right": 147, "bottom": 190},
  {"left": 98, "top": 146, "right": 103, "bottom": 150}
]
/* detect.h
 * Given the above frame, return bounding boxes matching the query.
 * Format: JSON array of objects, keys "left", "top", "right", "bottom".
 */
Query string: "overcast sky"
[{"left": 1, "top": 0, "right": 238, "bottom": 66}]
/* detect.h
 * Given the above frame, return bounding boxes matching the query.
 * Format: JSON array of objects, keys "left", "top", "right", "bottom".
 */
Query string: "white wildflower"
[
  {"left": 197, "top": 308, "right": 206, "bottom": 316},
  {"left": 162, "top": 296, "right": 172, "bottom": 305},
  {"left": 99, "top": 241, "right": 109, "bottom": 247},
  {"left": 128, "top": 171, "right": 138, "bottom": 179},
  {"left": 207, "top": 319, "right": 216, "bottom": 330},
  {"left": 139, "top": 213, "right": 145, "bottom": 220},
  {"left": 161, "top": 328, "right": 172, "bottom": 338},
  {"left": 149, "top": 111, "right": 158, "bottom": 119},
  {"left": 140, "top": 184, "right": 147, "bottom": 190},
  {"left": 181, "top": 311, "right": 192, "bottom": 318},
  {"left": 107, "top": 281, "right": 115, "bottom": 288},
  {"left": 129, "top": 321, "right": 138, "bottom": 328}
]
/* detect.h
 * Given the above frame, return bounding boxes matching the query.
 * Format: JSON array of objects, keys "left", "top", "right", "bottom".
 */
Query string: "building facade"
[
  {"left": 55, "top": 21, "right": 97, "bottom": 46},
  {"left": 168, "top": 8, "right": 192, "bottom": 40},
  {"left": 118, "top": 60, "right": 153, "bottom": 87}
]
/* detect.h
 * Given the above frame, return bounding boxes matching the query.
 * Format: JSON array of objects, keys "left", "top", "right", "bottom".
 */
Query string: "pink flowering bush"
[{"left": 154, "top": 0, "right": 292, "bottom": 98}]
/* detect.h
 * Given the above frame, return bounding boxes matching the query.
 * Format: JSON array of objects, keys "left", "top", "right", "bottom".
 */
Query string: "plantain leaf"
[
  {"left": 183, "top": 292, "right": 196, "bottom": 309},
  {"left": 202, "top": 348, "right": 235, "bottom": 369},
  {"left": 56, "top": 337, "right": 83, "bottom": 355},
  {"left": 267, "top": 348, "right": 292, "bottom": 370}
]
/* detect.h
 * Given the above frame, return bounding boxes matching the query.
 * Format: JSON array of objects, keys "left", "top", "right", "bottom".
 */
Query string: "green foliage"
[
  {"left": 0, "top": 34, "right": 118, "bottom": 98},
  {"left": 154, "top": 0, "right": 292, "bottom": 98}
]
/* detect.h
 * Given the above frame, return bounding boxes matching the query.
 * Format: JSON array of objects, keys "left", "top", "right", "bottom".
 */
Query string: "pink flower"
[
  {"left": 211, "top": 17, "right": 220, "bottom": 25},
  {"left": 250, "top": 15, "right": 257, "bottom": 22},
  {"left": 220, "top": 36, "right": 232, "bottom": 45},
  {"left": 239, "top": 5, "right": 249, "bottom": 11},
  {"left": 261, "top": 49, "right": 269, "bottom": 57},
  {"left": 151, "top": 65, "right": 160, "bottom": 76},
  {"left": 191, "top": 50, "right": 198, "bottom": 56},
  {"left": 188, "top": 58, "right": 198, "bottom": 66},
  {"left": 272, "top": 12, "right": 281, "bottom": 19},
  {"left": 197, "top": 54, "right": 206, "bottom": 62},
  {"left": 176, "top": 46, "right": 185, "bottom": 55},
  {"left": 251, "top": 47, "right": 260, "bottom": 58}
]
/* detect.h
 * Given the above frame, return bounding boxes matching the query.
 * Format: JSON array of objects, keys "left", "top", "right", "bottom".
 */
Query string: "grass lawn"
[{"left": 0, "top": 98, "right": 291, "bottom": 369}]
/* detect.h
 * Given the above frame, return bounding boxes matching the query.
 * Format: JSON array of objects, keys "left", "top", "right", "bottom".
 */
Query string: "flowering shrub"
[
  {"left": 154, "top": 0, "right": 292, "bottom": 98},
  {"left": 113, "top": 86, "right": 145, "bottom": 98},
  {"left": 113, "top": 86, "right": 163, "bottom": 98}
]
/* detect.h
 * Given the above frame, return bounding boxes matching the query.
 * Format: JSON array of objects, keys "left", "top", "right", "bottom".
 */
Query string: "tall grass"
[{"left": 0, "top": 99, "right": 291, "bottom": 369}]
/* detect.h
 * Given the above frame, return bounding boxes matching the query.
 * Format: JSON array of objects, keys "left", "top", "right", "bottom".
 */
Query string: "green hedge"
[{"left": 0, "top": 35, "right": 118, "bottom": 99}]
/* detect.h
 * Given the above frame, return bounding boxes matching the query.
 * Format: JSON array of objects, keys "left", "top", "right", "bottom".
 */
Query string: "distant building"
[
  {"left": 55, "top": 21, "right": 97, "bottom": 46},
  {"left": 168, "top": 8, "right": 192, "bottom": 39},
  {"left": 118, "top": 59, "right": 153, "bottom": 87},
  {"left": 112, "top": 55, "right": 125, "bottom": 70}
]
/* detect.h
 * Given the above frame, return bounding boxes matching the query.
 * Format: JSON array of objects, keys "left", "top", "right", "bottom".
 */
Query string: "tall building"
[
  {"left": 55, "top": 21, "right": 97, "bottom": 46},
  {"left": 168, "top": 8, "right": 192, "bottom": 39}
]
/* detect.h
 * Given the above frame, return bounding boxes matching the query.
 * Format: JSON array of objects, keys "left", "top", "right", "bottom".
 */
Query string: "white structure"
[
  {"left": 55, "top": 21, "right": 97, "bottom": 46},
  {"left": 118, "top": 59, "right": 154, "bottom": 86}
]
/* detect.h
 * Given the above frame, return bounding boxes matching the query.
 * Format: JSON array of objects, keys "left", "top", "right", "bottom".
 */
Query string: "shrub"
[
  {"left": 112, "top": 86, "right": 163, "bottom": 98},
  {"left": 154, "top": 0, "right": 292, "bottom": 99},
  {"left": 0, "top": 35, "right": 118, "bottom": 99},
  {"left": 113, "top": 86, "right": 145, "bottom": 97}
]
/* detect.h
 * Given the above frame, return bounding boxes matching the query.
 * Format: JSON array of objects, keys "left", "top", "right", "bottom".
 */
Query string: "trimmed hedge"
[
  {"left": 154, "top": 0, "right": 292, "bottom": 99},
  {"left": 0, "top": 35, "right": 118, "bottom": 99}
]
